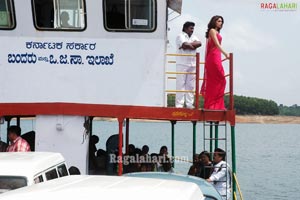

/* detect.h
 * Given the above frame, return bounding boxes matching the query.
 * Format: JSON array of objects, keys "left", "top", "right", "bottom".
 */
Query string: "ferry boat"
[{"left": 0, "top": 0, "right": 242, "bottom": 199}]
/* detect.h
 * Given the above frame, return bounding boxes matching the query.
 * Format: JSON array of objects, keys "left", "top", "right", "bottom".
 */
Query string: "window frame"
[
  {"left": 0, "top": 0, "right": 16, "bottom": 30},
  {"left": 57, "top": 164, "right": 69, "bottom": 177},
  {"left": 103, "top": 0, "right": 157, "bottom": 32},
  {"left": 31, "top": 0, "right": 87, "bottom": 31},
  {"left": 45, "top": 168, "right": 59, "bottom": 181}
]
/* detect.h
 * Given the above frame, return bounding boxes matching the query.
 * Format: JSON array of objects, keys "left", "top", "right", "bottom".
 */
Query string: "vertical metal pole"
[
  {"left": 17, "top": 117, "right": 20, "bottom": 127},
  {"left": 117, "top": 118, "right": 124, "bottom": 176},
  {"left": 231, "top": 125, "right": 237, "bottom": 199},
  {"left": 171, "top": 120, "right": 176, "bottom": 167},
  {"left": 214, "top": 122, "right": 219, "bottom": 149},
  {"left": 192, "top": 121, "right": 197, "bottom": 155},
  {"left": 125, "top": 118, "right": 130, "bottom": 155},
  {"left": 209, "top": 122, "right": 213, "bottom": 157},
  {"left": 229, "top": 53, "right": 234, "bottom": 110},
  {"left": 195, "top": 53, "right": 200, "bottom": 109}
]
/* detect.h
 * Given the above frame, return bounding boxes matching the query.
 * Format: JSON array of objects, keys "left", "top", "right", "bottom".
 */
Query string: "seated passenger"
[
  {"left": 198, "top": 151, "right": 213, "bottom": 179},
  {"left": 6, "top": 125, "right": 31, "bottom": 152},
  {"left": 60, "top": 11, "right": 72, "bottom": 28},
  {"left": 187, "top": 153, "right": 201, "bottom": 176}
]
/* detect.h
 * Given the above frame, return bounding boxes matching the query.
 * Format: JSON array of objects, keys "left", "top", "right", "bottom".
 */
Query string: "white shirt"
[
  {"left": 209, "top": 160, "right": 231, "bottom": 199},
  {"left": 176, "top": 32, "right": 200, "bottom": 66}
]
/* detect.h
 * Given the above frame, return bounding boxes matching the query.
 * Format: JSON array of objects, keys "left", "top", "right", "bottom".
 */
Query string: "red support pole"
[
  {"left": 229, "top": 53, "right": 234, "bottom": 110},
  {"left": 118, "top": 118, "right": 124, "bottom": 176},
  {"left": 195, "top": 53, "right": 200, "bottom": 109}
]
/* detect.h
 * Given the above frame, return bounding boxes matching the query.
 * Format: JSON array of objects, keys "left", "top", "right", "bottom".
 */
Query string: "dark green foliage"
[
  {"left": 167, "top": 94, "right": 280, "bottom": 115},
  {"left": 232, "top": 95, "right": 279, "bottom": 115},
  {"left": 278, "top": 104, "right": 300, "bottom": 116}
]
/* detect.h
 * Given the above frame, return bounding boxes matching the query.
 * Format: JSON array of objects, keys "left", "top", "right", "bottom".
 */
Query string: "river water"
[
  {"left": 92, "top": 120, "right": 300, "bottom": 200},
  {"left": 1, "top": 120, "right": 300, "bottom": 199}
]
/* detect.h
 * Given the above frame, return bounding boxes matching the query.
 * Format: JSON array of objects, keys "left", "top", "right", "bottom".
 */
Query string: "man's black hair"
[
  {"left": 182, "top": 21, "right": 195, "bottom": 31},
  {"left": 8, "top": 125, "right": 21, "bottom": 136}
]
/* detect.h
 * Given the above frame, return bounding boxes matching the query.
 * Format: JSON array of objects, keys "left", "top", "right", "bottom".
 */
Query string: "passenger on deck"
[
  {"left": 175, "top": 21, "right": 202, "bottom": 109},
  {"left": 157, "top": 145, "right": 174, "bottom": 172},
  {"left": 95, "top": 149, "right": 107, "bottom": 174},
  {"left": 141, "top": 145, "right": 149, "bottom": 156},
  {"left": 6, "top": 125, "right": 31, "bottom": 152},
  {"left": 123, "top": 144, "right": 138, "bottom": 173},
  {"left": 187, "top": 153, "right": 201, "bottom": 176},
  {"left": 89, "top": 135, "right": 99, "bottom": 173},
  {"left": 206, "top": 148, "right": 231, "bottom": 200},
  {"left": 157, "top": 156, "right": 174, "bottom": 173},
  {"left": 150, "top": 153, "right": 160, "bottom": 171},
  {"left": 200, "top": 15, "right": 229, "bottom": 110},
  {"left": 198, "top": 151, "right": 213, "bottom": 179},
  {"left": 140, "top": 145, "right": 150, "bottom": 168}
]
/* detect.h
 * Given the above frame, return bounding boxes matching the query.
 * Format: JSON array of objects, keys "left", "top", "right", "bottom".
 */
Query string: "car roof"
[
  {"left": 0, "top": 175, "right": 205, "bottom": 200},
  {"left": 124, "top": 172, "right": 223, "bottom": 200},
  {"left": 0, "top": 152, "right": 66, "bottom": 178}
]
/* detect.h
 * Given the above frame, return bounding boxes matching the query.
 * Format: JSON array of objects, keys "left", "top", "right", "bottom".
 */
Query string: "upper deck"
[{"left": 0, "top": 0, "right": 235, "bottom": 124}]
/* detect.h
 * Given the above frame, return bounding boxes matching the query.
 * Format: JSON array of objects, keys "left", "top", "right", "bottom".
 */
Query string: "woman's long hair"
[{"left": 205, "top": 15, "right": 224, "bottom": 38}]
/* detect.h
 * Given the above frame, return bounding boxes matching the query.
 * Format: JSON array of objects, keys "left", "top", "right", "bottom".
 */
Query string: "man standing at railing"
[{"left": 175, "top": 21, "right": 202, "bottom": 109}]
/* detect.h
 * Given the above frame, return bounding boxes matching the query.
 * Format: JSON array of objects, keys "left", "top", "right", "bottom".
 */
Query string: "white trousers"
[{"left": 176, "top": 64, "right": 195, "bottom": 108}]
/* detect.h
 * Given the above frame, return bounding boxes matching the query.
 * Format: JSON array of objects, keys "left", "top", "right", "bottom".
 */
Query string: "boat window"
[
  {"left": 34, "top": 175, "right": 44, "bottom": 184},
  {"left": 32, "top": 0, "right": 86, "bottom": 31},
  {"left": 103, "top": 0, "right": 156, "bottom": 32},
  {"left": 0, "top": 0, "right": 15, "bottom": 29},
  {"left": 57, "top": 164, "right": 69, "bottom": 177},
  {"left": 45, "top": 168, "right": 58, "bottom": 180},
  {"left": 0, "top": 176, "right": 27, "bottom": 194}
]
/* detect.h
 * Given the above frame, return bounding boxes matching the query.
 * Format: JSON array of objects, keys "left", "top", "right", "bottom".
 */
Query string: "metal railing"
[{"left": 165, "top": 52, "right": 234, "bottom": 110}]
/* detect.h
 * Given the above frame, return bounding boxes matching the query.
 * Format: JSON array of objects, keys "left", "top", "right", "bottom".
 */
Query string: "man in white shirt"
[
  {"left": 175, "top": 21, "right": 202, "bottom": 108},
  {"left": 207, "top": 148, "right": 231, "bottom": 200}
]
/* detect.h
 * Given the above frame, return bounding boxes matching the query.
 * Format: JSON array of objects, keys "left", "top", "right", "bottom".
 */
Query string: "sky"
[{"left": 167, "top": 0, "right": 300, "bottom": 106}]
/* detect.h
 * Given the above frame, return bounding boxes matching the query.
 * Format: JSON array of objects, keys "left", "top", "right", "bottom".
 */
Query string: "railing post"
[
  {"left": 195, "top": 53, "right": 200, "bottom": 109},
  {"left": 231, "top": 125, "right": 237, "bottom": 200},
  {"left": 229, "top": 53, "right": 234, "bottom": 110},
  {"left": 192, "top": 121, "right": 197, "bottom": 155},
  {"left": 171, "top": 120, "right": 176, "bottom": 167}
]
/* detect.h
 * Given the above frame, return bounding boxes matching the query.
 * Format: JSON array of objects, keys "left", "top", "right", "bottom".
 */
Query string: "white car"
[
  {"left": 0, "top": 152, "right": 69, "bottom": 193},
  {"left": 0, "top": 175, "right": 205, "bottom": 200}
]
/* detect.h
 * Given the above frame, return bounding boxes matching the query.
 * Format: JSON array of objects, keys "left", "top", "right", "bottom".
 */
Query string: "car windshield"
[{"left": 0, "top": 176, "right": 27, "bottom": 193}]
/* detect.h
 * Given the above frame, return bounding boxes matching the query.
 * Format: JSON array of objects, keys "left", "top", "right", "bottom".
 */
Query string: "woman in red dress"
[{"left": 201, "top": 16, "right": 229, "bottom": 110}]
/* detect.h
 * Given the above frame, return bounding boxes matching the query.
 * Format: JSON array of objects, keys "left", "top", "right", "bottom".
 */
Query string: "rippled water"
[
  {"left": 92, "top": 121, "right": 300, "bottom": 200},
  {"left": 1, "top": 120, "right": 300, "bottom": 199}
]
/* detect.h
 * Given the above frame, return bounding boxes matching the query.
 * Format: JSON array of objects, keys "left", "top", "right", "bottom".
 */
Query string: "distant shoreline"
[
  {"left": 236, "top": 115, "right": 300, "bottom": 124},
  {"left": 95, "top": 115, "right": 300, "bottom": 124}
]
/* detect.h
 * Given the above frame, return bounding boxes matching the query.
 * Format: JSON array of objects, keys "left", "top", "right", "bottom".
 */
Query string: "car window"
[
  {"left": 57, "top": 164, "right": 69, "bottom": 177},
  {"left": 45, "top": 169, "right": 58, "bottom": 180},
  {"left": 0, "top": 176, "right": 27, "bottom": 194},
  {"left": 34, "top": 175, "right": 44, "bottom": 184}
]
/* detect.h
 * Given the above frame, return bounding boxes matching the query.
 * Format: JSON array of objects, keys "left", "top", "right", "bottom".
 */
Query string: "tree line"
[{"left": 167, "top": 94, "right": 300, "bottom": 116}]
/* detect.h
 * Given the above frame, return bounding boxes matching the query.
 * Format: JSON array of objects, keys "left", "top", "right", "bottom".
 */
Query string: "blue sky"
[{"left": 167, "top": 0, "right": 300, "bottom": 106}]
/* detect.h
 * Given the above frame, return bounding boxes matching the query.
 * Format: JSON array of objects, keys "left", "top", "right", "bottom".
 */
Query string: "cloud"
[{"left": 223, "top": 19, "right": 278, "bottom": 52}]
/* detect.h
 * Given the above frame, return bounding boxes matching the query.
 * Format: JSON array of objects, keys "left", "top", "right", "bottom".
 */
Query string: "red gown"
[{"left": 201, "top": 33, "right": 226, "bottom": 110}]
